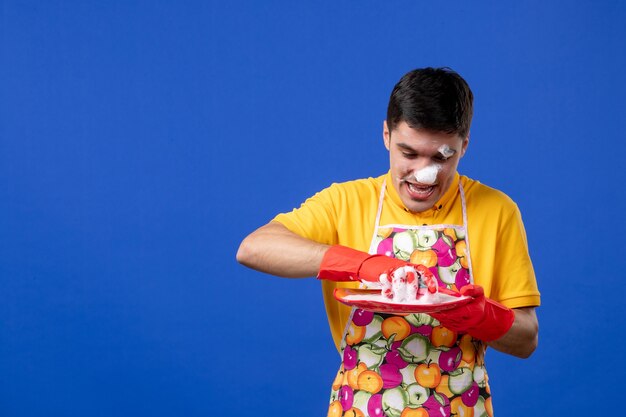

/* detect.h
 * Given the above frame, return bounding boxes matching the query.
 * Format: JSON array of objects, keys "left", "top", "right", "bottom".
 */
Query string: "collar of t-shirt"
[{"left": 385, "top": 170, "right": 461, "bottom": 218}]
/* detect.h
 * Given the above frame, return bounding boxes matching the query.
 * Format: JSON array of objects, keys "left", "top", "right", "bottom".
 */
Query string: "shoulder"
[{"left": 277, "top": 173, "right": 385, "bottom": 219}]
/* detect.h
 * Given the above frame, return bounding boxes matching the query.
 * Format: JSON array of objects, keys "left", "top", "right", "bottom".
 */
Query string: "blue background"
[{"left": 2, "top": 1, "right": 626, "bottom": 416}]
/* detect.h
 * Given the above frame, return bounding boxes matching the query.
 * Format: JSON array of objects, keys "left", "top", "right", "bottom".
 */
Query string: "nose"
[{"left": 406, "top": 154, "right": 434, "bottom": 171}]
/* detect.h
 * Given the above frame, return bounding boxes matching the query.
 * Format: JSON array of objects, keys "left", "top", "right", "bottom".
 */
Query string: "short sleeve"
[
  {"left": 490, "top": 203, "right": 541, "bottom": 309},
  {"left": 272, "top": 184, "right": 341, "bottom": 245}
]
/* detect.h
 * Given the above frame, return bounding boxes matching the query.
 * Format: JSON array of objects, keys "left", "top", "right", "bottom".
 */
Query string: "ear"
[
  {"left": 460, "top": 134, "right": 470, "bottom": 157},
  {"left": 383, "top": 120, "right": 391, "bottom": 151}
]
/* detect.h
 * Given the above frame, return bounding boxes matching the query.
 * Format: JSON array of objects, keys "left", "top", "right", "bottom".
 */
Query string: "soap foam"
[
  {"left": 438, "top": 144, "right": 455, "bottom": 159},
  {"left": 378, "top": 265, "right": 439, "bottom": 303},
  {"left": 413, "top": 164, "right": 441, "bottom": 185}
]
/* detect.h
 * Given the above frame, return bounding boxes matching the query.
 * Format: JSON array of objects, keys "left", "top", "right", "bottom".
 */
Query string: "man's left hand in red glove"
[{"left": 429, "top": 284, "right": 515, "bottom": 342}]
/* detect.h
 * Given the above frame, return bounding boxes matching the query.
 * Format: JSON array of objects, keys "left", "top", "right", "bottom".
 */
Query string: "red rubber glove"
[
  {"left": 429, "top": 285, "right": 515, "bottom": 342},
  {"left": 317, "top": 245, "right": 412, "bottom": 283}
]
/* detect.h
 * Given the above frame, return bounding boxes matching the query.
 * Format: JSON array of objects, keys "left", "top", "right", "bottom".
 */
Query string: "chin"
[
  {"left": 399, "top": 191, "right": 436, "bottom": 213},
  {"left": 403, "top": 199, "right": 433, "bottom": 213}
]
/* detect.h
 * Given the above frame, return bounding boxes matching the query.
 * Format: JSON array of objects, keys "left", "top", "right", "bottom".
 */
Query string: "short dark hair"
[{"left": 386, "top": 67, "right": 473, "bottom": 138}]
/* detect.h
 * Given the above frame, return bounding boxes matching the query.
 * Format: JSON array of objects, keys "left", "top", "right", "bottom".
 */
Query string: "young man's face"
[{"left": 383, "top": 121, "right": 469, "bottom": 213}]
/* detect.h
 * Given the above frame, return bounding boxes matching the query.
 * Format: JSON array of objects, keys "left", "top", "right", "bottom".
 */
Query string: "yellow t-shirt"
[{"left": 273, "top": 171, "right": 541, "bottom": 352}]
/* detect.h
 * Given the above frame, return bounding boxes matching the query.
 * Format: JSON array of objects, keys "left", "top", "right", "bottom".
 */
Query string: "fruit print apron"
[{"left": 328, "top": 180, "right": 494, "bottom": 417}]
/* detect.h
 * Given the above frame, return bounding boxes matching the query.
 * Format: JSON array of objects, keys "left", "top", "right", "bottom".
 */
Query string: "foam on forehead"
[{"left": 438, "top": 144, "right": 455, "bottom": 158}]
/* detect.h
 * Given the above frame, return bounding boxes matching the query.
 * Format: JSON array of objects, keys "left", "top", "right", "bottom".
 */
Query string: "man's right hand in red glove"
[
  {"left": 317, "top": 245, "right": 412, "bottom": 283},
  {"left": 429, "top": 284, "right": 515, "bottom": 342}
]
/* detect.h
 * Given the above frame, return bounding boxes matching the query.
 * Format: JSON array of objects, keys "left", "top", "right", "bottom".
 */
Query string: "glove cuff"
[
  {"left": 467, "top": 298, "right": 515, "bottom": 342},
  {"left": 317, "top": 245, "right": 370, "bottom": 282},
  {"left": 317, "top": 245, "right": 408, "bottom": 283}
]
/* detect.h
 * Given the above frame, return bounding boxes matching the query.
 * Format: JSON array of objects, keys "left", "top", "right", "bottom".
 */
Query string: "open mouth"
[{"left": 405, "top": 181, "right": 436, "bottom": 200}]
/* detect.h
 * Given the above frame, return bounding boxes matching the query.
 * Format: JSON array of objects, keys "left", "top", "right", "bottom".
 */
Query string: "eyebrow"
[{"left": 396, "top": 143, "right": 418, "bottom": 153}]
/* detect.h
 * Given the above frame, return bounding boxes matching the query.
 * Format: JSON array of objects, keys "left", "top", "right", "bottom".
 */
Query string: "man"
[{"left": 237, "top": 67, "right": 540, "bottom": 417}]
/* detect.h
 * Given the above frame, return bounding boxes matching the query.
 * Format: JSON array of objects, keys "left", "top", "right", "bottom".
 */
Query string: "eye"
[
  {"left": 433, "top": 155, "right": 449, "bottom": 162},
  {"left": 402, "top": 152, "right": 418, "bottom": 159}
]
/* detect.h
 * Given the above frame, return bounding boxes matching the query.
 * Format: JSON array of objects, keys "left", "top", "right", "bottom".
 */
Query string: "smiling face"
[{"left": 383, "top": 121, "right": 469, "bottom": 213}]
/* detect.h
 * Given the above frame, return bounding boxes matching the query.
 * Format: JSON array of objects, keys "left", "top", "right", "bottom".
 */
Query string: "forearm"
[
  {"left": 487, "top": 307, "right": 538, "bottom": 358},
  {"left": 236, "top": 221, "right": 329, "bottom": 278}
]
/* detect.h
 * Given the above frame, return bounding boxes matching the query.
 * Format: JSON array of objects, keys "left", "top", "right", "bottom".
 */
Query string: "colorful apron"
[{"left": 328, "top": 181, "right": 494, "bottom": 417}]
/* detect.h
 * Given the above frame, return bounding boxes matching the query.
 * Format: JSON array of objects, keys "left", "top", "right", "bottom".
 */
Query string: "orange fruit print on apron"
[{"left": 327, "top": 182, "right": 494, "bottom": 417}]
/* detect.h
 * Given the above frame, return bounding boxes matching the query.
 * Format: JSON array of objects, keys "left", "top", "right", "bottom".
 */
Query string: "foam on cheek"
[{"left": 413, "top": 164, "right": 441, "bottom": 184}]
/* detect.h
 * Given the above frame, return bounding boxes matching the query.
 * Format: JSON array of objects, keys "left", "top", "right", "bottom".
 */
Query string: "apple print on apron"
[{"left": 328, "top": 181, "right": 494, "bottom": 417}]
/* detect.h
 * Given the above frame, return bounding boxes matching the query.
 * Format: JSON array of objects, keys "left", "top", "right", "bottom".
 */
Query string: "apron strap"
[
  {"left": 459, "top": 181, "right": 474, "bottom": 281},
  {"left": 368, "top": 179, "right": 387, "bottom": 255}
]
